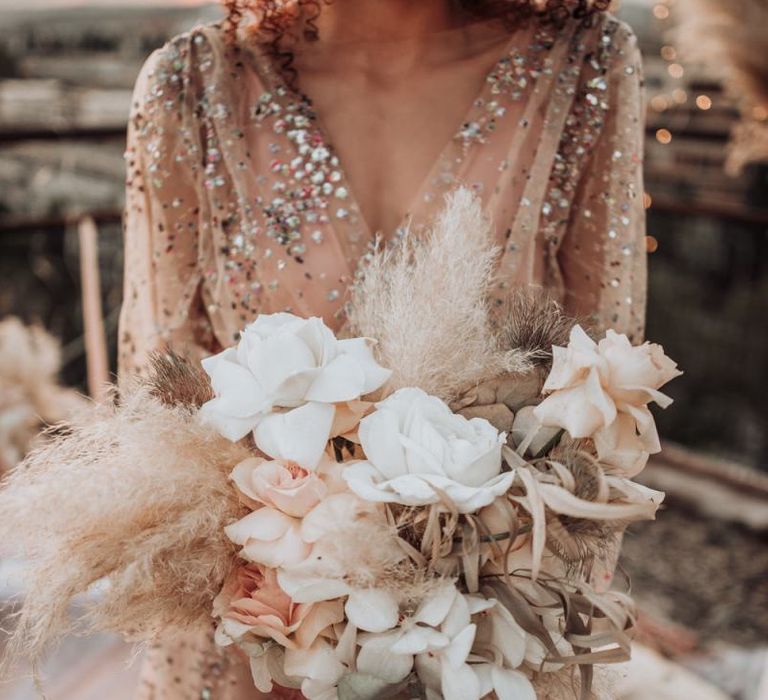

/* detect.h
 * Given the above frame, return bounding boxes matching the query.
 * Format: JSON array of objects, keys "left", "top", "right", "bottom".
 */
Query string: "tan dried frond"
[
  {"left": 0, "top": 386, "right": 249, "bottom": 670},
  {"left": 347, "top": 188, "right": 527, "bottom": 403},
  {"left": 497, "top": 289, "right": 580, "bottom": 370},
  {"left": 532, "top": 446, "right": 618, "bottom": 573},
  {"left": 144, "top": 350, "right": 214, "bottom": 408}
]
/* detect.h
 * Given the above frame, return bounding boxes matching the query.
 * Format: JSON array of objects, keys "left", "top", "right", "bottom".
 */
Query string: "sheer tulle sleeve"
[
  {"left": 557, "top": 25, "right": 647, "bottom": 342},
  {"left": 118, "top": 39, "right": 214, "bottom": 377}
]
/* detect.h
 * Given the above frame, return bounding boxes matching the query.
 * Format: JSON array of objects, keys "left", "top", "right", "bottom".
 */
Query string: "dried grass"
[
  {"left": 347, "top": 188, "right": 526, "bottom": 403},
  {"left": 0, "top": 383, "right": 250, "bottom": 670},
  {"left": 497, "top": 289, "right": 582, "bottom": 370}
]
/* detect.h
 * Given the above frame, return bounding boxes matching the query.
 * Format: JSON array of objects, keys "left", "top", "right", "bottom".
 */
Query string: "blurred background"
[{"left": 0, "top": 0, "right": 766, "bottom": 698}]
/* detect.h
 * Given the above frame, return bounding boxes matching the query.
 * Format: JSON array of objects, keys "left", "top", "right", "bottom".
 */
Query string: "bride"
[{"left": 119, "top": 0, "right": 647, "bottom": 697}]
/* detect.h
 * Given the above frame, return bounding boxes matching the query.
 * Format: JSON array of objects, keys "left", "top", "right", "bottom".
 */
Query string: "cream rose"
[
  {"left": 343, "top": 387, "right": 511, "bottom": 513},
  {"left": 533, "top": 326, "right": 680, "bottom": 473},
  {"left": 199, "top": 313, "right": 391, "bottom": 446}
]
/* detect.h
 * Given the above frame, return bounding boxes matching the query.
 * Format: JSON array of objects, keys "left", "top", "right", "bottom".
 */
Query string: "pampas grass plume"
[
  {"left": 347, "top": 188, "right": 526, "bottom": 403},
  {"left": 0, "top": 384, "right": 250, "bottom": 670}
]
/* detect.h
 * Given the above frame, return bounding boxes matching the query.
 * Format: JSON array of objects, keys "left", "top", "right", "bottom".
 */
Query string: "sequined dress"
[{"left": 119, "top": 12, "right": 647, "bottom": 700}]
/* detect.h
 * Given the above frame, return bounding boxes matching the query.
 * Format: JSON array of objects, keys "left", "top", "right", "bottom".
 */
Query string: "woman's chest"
[{"left": 291, "top": 47, "right": 514, "bottom": 237}]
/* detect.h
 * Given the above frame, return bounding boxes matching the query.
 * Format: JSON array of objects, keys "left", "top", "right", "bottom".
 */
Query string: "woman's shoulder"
[
  {"left": 576, "top": 12, "right": 640, "bottom": 58},
  {"left": 134, "top": 21, "right": 274, "bottom": 98},
  {"left": 137, "top": 22, "right": 226, "bottom": 83},
  {"left": 545, "top": 11, "right": 640, "bottom": 80}
]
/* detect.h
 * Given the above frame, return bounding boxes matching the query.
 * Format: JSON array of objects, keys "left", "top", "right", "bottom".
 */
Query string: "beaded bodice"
[{"left": 119, "top": 13, "right": 647, "bottom": 380}]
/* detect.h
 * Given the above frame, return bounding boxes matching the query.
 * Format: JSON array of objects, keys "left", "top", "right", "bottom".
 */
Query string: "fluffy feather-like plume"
[
  {"left": 347, "top": 188, "right": 526, "bottom": 403},
  {"left": 144, "top": 349, "right": 214, "bottom": 408},
  {"left": 0, "top": 379, "right": 249, "bottom": 670},
  {"left": 676, "top": 0, "right": 768, "bottom": 172},
  {"left": 497, "top": 289, "right": 580, "bottom": 369}
]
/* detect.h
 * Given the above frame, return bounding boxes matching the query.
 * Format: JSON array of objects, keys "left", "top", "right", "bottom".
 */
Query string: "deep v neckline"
[{"left": 244, "top": 21, "right": 529, "bottom": 242}]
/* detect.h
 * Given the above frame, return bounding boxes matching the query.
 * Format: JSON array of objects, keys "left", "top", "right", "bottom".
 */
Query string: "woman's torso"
[
  {"left": 123, "top": 12, "right": 646, "bottom": 698},
  {"left": 120, "top": 11, "right": 646, "bottom": 378}
]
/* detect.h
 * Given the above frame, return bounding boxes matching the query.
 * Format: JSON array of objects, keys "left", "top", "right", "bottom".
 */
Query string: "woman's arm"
[
  {"left": 557, "top": 22, "right": 647, "bottom": 343},
  {"left": 118, "top": 39, "right": 213, "bottom": 377}
]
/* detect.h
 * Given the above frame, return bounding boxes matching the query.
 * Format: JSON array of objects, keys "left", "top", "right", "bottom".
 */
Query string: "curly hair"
[{"left": 224, "top": 0, "right": 611, "bottom": 81}]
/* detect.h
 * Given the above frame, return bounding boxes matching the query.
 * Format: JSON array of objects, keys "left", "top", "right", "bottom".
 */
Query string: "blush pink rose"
[
  {"left": 231, "top": 457, "right": 327, "bottom": 518},
  {"left": 214, "top": 564, "right": 343, "bottom": 650}
]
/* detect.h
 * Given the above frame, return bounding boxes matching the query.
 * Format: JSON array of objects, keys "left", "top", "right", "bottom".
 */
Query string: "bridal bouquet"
[{"left": 0, "top": 190, "right": 680, "bottom": 700}]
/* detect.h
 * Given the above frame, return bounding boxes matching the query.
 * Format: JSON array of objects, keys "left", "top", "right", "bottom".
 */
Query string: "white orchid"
[
  {"left": 199, "top": 313, "right": 391, "bottom": 468},
  {"left": 284, "top": 626, "right": 357, "bottom": 700},
  {"left": 353, "top": 583, "right": 464, "bottom": 689},
  {"left": 473, "top": 664, "right": 536, "bottom": 700},
  {"left": 533, "top": 326, "right": 681, "bottom": 475},
  {"left": 343, "top": 387, "right": 512, "bottom": 513},
  {"left": 411, "top": 593, "right": 536, "bottom": 700}
]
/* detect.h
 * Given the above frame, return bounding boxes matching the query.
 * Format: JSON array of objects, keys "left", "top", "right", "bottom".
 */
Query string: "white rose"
[
  {"left": 343, "top": 388, "right": 511, "bottom": 514},
  {"left": 199, "top": 313, "right": 391, "bottom": 465}
]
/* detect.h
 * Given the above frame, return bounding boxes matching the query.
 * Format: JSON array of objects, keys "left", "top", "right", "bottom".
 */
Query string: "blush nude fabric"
[{"left": 120, "top": 12, "right": 647, "bottom": 699}]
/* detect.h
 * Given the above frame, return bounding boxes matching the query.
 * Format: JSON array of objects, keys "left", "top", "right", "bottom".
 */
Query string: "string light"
[
  {"left": 696, "top": 95, "right": 712, "bottom": 110},
  {"left": 653, "top": 1, "right": 678, "bottom": 146},
  {"left": 668, "top": 63, "right": 685, "bottom": 79},
  {"left": 660, "top": 45, "right": 677, "bottom": 61}
]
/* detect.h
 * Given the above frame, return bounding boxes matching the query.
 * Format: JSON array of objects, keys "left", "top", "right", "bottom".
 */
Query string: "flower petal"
[
  {"left": 490, "top": 666, "right": 536, "bottom": 700},
  {"left": 535, "top": 368, "right": 617, "bottom": 439},
  {"left": 224, "top": 508, "right": 288, "bottom": 545},
  {"left": 345, "top": 588, "right": 399, "bottom": 633},
  {"left": 440, "top": 660, "right": 481, "bottom": 700},
  {"left": 277, "top": 569, "right": 352, "bottom": 604},
  {"left": 254, "top": 402, "right": 335, "bottom": 469},
  {"left": 358, "top": 408, "right": 408, "bottom": 479},
  {"left": 199, "top": 398, "right": 261, "bottom": 442},
  {"left": 357, "top": 633, "right": 414, "bottom": 683},
  {"left": 305, "top": 353, "right": 366, "bottom": 403},
  {"left": 202, "top": 348, "right": 270, "bottom": 418},
  {"left": 294, "top": 600, "right": 345, "bottom": 649},
  {"left": 391, "top": 627, "right": 450, "bottom": 655},
  {"left": 336, "top": 337, "right": 392, "bottom": 394}
]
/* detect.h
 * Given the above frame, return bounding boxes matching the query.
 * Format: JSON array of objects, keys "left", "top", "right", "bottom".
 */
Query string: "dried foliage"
[
  {"left": 347, "top": 188, "right": 528, "bottom": 403},
  {"left": 497, "top": 289, "right": 582, "bottom": 370},
  {"left": 0, "top": 383, "right": 250, "bottom": 670},
  {"left": 144, "top": 350, "right": 214, "bottom": 409}
]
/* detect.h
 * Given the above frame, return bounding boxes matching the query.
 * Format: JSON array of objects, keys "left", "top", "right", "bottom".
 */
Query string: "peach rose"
[
  {"left": 231, "top": 457, "right": 327, "bottom": 518},
  {"left": 214, "top": 564, "right": 343, "bottom": 651}
]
